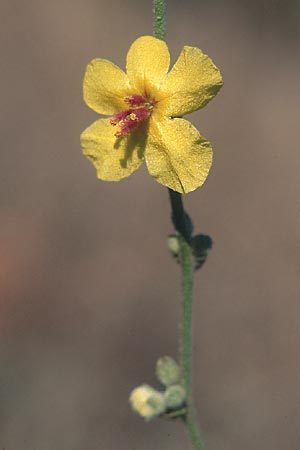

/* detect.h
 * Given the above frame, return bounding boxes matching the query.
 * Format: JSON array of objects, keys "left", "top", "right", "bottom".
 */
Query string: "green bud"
[
  {"left": 129, "top": 384, "right": 166, "bottom": 421},
  {"left": 156, "top": 356, "right": 181, "bottom": 387},
  {"left": 167, "top": 234, "right": 180, "bottom": 260},
  {"left": 164, "top": 385, "right": 186, "bottom": 409}
]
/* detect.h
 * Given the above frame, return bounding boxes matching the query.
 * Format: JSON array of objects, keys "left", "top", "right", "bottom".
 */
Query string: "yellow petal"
[
  {"left": 145, "top": 117, "right": 212, "bottom": 194},
  {"left": 126, "top": 36, "right": 170, "bottom": 95},
  {"left": 159, "top": 46, "right": 223, "bottom": 117},
  {"left": 80, "top": 119, "right": 145, "bottom": 181},
  {"left": 83, "top": 59, "right": 131, "bottom": 115}
]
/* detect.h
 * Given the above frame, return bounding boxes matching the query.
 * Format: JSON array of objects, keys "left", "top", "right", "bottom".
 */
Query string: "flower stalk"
[
  {"left": 168, "top": 190, "right": 191, "bottom": 242},
  {"left": 154, "top": 1, "right": 206, "bottom": 449}
]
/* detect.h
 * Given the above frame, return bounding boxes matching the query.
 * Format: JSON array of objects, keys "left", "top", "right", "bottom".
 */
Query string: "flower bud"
[
  {"left": 167, "top": 235, "right": 180, "bottom": 260},
  {"left": 156, "top": 356, "right": 181, "bottom": 387},
  {"left": 164, "top": 385, "right": 186, "bottom": 409},
  {"left": 129, "top": 384, "right": 166, "bottom": 421}
]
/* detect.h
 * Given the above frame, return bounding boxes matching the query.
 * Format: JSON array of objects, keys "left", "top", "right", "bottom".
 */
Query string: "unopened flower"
[
  {"left": 129, "top": 384, "right": 166, "bottom": 421},
  {"left": 156, "top": 355, "right": 181, "bottom": 387},
  {"left": 81, "top": 36, "right": 223, "bottom": 193},
  {"left": 164, "top": 385, "right": 186, "bottom": 409}
]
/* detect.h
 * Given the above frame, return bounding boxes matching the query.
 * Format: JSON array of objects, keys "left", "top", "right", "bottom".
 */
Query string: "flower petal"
[
  {"left": 126, "top": 36, "right": 170, "bottom": 95},
  {"left": 83, "top": 59, "right": 131, "bottom": 115},
  {"left": 145, "top": 117, "right": 212, "bottom": 193},
  {"left": 80, "top": 119, "right": 145, "bottom": 181},
  {"left": 159, "top": 46, "right": 223, "bottom": 117}
]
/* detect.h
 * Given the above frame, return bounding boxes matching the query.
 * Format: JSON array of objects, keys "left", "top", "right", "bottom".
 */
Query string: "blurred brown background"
[{"left": 1, "top": 0, "right": 300, "bottom": 449}]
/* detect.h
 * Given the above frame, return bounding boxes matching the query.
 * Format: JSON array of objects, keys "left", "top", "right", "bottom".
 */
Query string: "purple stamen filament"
[{"left": 110, "top": 95, "right": 154, "bottom": 137}]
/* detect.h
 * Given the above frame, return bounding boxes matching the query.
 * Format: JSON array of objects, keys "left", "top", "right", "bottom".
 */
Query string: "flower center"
[{"left": 110, "top": 94, "right": 154, "bottom": 137}]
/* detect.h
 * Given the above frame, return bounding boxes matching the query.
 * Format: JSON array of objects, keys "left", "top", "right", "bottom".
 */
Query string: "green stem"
[
  {"left": 179, "top": 237, "right": 194, "bottom": 393},
  {"left": 153, "top": 0, "right": 166, "bottom": 40},
  {"left": 168, "top": 192, "right": 205, "bottom": 450},
  {"left": 152, "top": 1, "right": 205, "bottom": 448},
  {"left": 185, "top": 411, "right": 206, "bottom": 450}
]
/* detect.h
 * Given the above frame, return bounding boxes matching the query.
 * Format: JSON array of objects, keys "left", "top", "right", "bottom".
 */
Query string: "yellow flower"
[{"left": 80, "top": 36, "right": 223, "bottom": 194}]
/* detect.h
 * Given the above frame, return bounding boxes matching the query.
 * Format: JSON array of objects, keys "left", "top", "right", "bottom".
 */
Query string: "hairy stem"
[
  {"left": 168, "top": 191, "right": 206, "bottom": 450},
  {"left": 179, "top": 237, "right": 194, "bottom": 394},
  {"left": 153, "top": 0, "right": 166, "bottom": 40},
  {"left": 152, "top": 1, "right": 206, "bottom": 448}
]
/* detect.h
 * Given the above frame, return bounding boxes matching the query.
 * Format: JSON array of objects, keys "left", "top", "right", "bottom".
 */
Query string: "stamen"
[
  {"left": 111, "top": 94, "right": 155, "bottom": 137},
  {"left": 124, "top": 95, "right": 147, "bottom": 107},
  {"left": 110, "top": 110, "right": 131, "bottom": 126}
]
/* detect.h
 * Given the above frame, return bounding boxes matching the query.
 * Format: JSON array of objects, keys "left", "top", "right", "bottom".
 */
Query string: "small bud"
[
  {"left": 156, "top": 356, "right": 181, "bottom": 387},
  {"left": 165, "top": 385, "right": 186, "bottom": 409},
  {"left": 167, "top": 235, "right": 180, "bottom": 257},
  {"left": 129, "top": 384, "right": 166, "bottom": 421}
]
